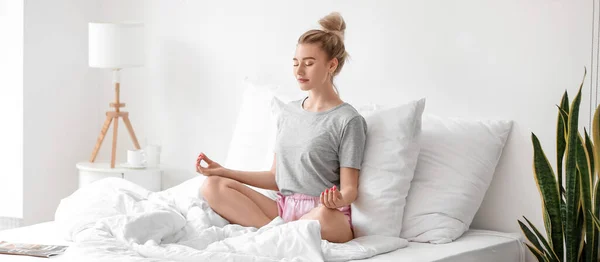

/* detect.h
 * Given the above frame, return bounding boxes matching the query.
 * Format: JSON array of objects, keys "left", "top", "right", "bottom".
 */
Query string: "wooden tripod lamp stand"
[{"left": 88, "top": 22, "right": 145, "bottom": 168}]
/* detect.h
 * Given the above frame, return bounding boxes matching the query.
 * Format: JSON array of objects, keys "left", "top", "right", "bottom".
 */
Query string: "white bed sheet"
[
  {"left": 0, "top": 222, "right": 71, "bottom": 261},
  {"left": 0, "top": 222, "right": 524, "bottom": 262}
]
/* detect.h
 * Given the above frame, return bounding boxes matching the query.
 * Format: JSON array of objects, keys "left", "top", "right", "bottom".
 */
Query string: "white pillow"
[
  {"left": 351, "top": 98, "right": 426, "bottom": 238},
  {"left": 400, "top": 115, "right": 512, "bottom": 243}
]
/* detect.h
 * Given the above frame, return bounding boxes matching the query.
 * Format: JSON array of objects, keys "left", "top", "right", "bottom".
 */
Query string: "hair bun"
[{"left": 319, "top": 12, "right": 346, "bottom": 40}]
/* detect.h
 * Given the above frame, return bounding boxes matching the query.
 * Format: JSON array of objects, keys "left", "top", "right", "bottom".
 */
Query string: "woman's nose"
[{"left": 296, "top": 66, "right": 305, "bottom": 76}]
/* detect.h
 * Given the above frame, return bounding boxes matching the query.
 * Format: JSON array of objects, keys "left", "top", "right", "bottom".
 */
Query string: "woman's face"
[{"left": 293, "top": 43, "right": 336, "bottom": 91}]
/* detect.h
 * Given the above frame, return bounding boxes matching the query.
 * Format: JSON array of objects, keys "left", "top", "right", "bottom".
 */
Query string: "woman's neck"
[{"left": 303, "top": 84, "right": 342, "bottom": 112}]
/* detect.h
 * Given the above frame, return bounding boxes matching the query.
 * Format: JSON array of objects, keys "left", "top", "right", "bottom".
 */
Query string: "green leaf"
[
  {"left": 560, "top": 198, "right": 567, "bottom": 247},
  {"left": 592, "top": 210, "right": 600, "bottom": 230},
  {"left": 589, "top": 212, "right": 600, "bottom": 261},
  {"left": 591, "top": 94, "right": 600, "bottom": 262},
  {"left": 519, "top": 219, "right": 548, "bottom": 256},
  {"left": 594, "top": 179, "right": 600, "bottom": 231},
  {"left": 586, "top": 131, "right": 598, "bottom": 262},
  {"left": 541, "top": 207, "right": 549, "bottom": 237},
  {"left": 542, "top": 208, "right": 552, "bottom": 253},
  {"left": 560, "top": 90, "right": 570, "bottom": 127},
  {"left": 584, "top": 130, "right": 595, "bottom": 186},
  {"left": 531, "top": 133, "right": 564, "bottom": 259},
  {"left": 558, "top": 108, "right": 569, "bottom": 239},
  {"left": 522, "top": 217, "right": 560, "bottom": 261},
  {"left": 575, "top": 135, "right": 595, "bottom": 262},
  {"left": 575, "top": 171, "right": 584, "bottom": 261},
  {"left": 558, "top": 106, "right": 570, "bottom": 146},
  {"left": 593, "top": 101, "right": 600, "bottom": 180},
  {"left": 525, "top": 242, "right": 550, "bottom": 262},
  {"left": 595, "top": 155, "right": 600, "bottom": 218},
  {"left": 557, "top": 91, "right": 569, "bottom": 198},
  {"left": 564, "top": 78, "right": 583, "bottom": 262}
]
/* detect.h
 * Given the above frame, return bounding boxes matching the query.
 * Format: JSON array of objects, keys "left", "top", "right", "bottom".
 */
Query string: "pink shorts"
[{"left": 276, "top": 192, "right": 353, "bottom": 228}]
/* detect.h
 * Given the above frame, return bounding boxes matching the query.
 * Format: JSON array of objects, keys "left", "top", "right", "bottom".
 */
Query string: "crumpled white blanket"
[{"left": 54, "top": 178, "right": 406, "bottom": 261}]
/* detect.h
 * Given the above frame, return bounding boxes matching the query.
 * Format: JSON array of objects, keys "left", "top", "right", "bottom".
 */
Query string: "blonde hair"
[{"left": 298, "top": 12, "right": 348, "bottom": 96}]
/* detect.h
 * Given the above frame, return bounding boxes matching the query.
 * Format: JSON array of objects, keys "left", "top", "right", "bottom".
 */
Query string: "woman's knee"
[
  {"left": 201, "top": 176, "right": 227, "bottom": 201},
  {"left": 311, "top": 206, "right": 353, "bottom": 243},
  {"left": 310, "top": 206, "right": 335, "bottom": 224}
]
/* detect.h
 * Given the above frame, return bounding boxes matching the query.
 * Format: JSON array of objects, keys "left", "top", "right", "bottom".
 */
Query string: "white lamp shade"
[{"left": 89, "top": 22, "right": 145, "bottom": 69}]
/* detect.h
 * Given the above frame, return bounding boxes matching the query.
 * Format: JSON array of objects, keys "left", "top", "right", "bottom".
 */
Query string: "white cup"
[
  {"left": 144, "top": 145, "right": 161, "bottom": 167},
  {"left": 127, "top": 149, "right": 146, "bottom": 167}
]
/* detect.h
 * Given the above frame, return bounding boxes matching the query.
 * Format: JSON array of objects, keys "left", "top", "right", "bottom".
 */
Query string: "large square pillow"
[
  {"left": 399, "top": 115, "right": 512, "bottom": 243},
  {"left": 351, "top": 98, "right": 426, "bottom": 238},
  {"left": 225, "top": 82, "right": 426, "bottom": 239}
]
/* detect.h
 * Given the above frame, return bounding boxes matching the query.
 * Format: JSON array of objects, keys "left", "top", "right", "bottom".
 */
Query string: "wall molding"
[{"left": 0, "top": 216, "right": 23, "bottom": 231}]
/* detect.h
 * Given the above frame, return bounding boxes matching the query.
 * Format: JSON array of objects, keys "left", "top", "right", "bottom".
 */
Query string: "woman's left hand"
[{"left": 320, "top": 185, "right": 345, "bottom": 209}]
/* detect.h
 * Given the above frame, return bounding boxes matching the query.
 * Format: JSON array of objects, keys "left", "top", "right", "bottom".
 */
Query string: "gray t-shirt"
[{"left": 274, "top": 97, "right": 368, "bottom": 196}]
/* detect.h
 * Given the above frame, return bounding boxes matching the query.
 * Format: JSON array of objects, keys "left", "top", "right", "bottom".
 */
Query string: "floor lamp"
[{"left": 88, "top": 22, "right": 145, "bottom": 168}]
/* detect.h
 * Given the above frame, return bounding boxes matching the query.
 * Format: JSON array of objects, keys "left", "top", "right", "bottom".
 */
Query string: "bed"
[
  {"left": 0, "top": 220, "right": 524, "bottom": 261},
  {"left": 0, "top": 126, "right": 522, "bottom": 261}
]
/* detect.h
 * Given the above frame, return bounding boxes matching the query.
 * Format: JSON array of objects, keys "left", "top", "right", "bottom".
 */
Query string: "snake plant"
[{"left": 519, "top": 69, "right": 600, "bottom": 262}]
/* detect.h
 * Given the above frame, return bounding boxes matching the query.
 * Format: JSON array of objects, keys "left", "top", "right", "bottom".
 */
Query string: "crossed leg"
[
  {"left": 202, "top": 177, "right": 353, "bottom": 243},
  {"left": 201, "top": 176, "right": 278, "bottom": 228}
]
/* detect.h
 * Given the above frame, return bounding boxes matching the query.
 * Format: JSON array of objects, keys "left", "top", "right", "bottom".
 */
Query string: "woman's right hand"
[{"left": 196, "top": 152, "right": 226, "bottom": 176}]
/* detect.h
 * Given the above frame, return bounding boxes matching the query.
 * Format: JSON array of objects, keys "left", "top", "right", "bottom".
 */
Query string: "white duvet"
[{"left": 54, "top": 178, "right": 406, "bottom": 261}]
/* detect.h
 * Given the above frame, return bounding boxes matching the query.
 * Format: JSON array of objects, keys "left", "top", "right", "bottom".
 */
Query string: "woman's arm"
[
  {"left": 321, "top": 167, "right": 359, "bottom": 208},
  {"left": 197, "top": 153, "right": 278, "bottom": 191},
  {"left": 338, "top": 167, "right": 358, "bottom": 205},
  {"left": 222, "top": 155, "right": 278, "bottom": 191},
  {"left": 322, "top": 115, "right": 365, "bottom": 207}
]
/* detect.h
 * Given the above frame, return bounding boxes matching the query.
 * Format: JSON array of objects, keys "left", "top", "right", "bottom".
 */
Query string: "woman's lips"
[{"left": 298, "top": 79, "right": 309, "bottom": 83}]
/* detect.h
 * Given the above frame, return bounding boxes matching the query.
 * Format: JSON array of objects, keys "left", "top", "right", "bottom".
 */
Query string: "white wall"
[
  {"left": 112, "top": 0, "right": 593, "bottom": 236},
  {"left": 20, "top": 2, "right": 594, "bottom": 261},
  {"left": 0, "top": 0, "right": 23, "bottom": 219},
  {"left": 22, "top": 0, "right": 108, "bottom": 225}
]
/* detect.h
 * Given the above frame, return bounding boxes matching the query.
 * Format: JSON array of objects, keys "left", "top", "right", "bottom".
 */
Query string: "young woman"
[{"left": 197, "top": 12, "right": 367, "bottom": 244}]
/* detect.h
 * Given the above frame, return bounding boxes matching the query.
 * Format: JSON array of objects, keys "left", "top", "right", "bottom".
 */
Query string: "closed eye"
[
  {"left": 293, "top": 57, "right": 316, "bottom": 67},
  {"left": 293, "top": 62, "right": 313, "bottom": 67}
]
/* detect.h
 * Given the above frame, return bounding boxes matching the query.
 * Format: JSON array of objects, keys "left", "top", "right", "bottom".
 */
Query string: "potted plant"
[{"left": 519, "top": 69, "right": 600, "bottom": 262}]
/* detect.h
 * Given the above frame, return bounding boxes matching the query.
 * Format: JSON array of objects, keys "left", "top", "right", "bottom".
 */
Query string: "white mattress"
[
  {"left": 0, "top": 222, "right": 524, "bottom": 261},
  {"left": 355, "top": 230, "right": 525, "bottom": 262}
]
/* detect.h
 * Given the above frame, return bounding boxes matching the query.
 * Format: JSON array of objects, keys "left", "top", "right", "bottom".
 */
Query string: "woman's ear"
[{"left": 329, "top": 58, "right": 339, "bottom": 73}]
